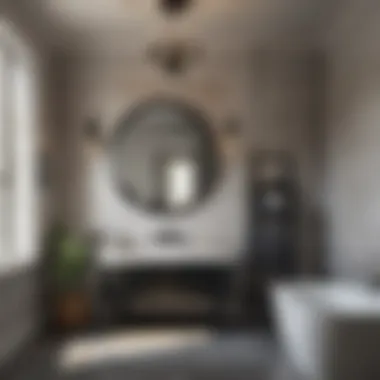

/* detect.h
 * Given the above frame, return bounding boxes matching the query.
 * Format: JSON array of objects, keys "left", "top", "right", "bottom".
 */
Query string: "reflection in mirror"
[
  {"left": 109, "top": 98, "right": 220, "bottom": 214},
  {"left": 163, "top": 156, "right": 198, "bottom": 210}
]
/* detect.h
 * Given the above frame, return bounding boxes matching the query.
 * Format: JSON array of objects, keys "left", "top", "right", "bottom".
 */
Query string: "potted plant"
[{"left": 45, "top": 224, "right": 92, "bottom": 330}]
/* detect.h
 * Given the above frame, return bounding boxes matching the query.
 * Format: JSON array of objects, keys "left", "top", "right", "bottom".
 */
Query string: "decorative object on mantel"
[{"left": 147, "top": 40, "right": 203, "bottom": 75}]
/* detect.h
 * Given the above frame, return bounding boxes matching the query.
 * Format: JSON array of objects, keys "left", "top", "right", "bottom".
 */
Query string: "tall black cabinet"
[
  {"left": 235, "top": 152, "right": 300, "bottom": 325},
  {"left": 250, "top": 154, "right": 299, "bottom": 276}
]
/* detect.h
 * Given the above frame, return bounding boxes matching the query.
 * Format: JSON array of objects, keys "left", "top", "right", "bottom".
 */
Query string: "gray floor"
[{"left": 8, "top": 332, "right": 302, "bottom": 380}]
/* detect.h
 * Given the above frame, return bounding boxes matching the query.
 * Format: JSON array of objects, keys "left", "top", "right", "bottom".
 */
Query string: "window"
[{"left": 0, "top": 21, "right": 38, "bottom": 270}]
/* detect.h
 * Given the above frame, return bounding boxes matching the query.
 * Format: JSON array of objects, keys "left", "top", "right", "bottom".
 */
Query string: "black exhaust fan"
[{"left": 160, "top": 0, "right": 192, "bottom": 14}]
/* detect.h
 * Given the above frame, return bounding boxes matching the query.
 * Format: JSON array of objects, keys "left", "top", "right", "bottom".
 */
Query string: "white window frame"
[{"left": 0, "top": 20, "right": 39, "bottom": 273}]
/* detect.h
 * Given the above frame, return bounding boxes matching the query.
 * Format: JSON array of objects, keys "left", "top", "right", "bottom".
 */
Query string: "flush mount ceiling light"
[
  {"left": 147, "top": 41, "right": 203, "bottom": 75},
  {"left": 159, "top": 0, "right": 193, "bottom": 15}
]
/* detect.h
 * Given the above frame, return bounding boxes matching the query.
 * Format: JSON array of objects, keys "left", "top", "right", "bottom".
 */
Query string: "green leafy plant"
[{"left": 46, "top": 224, "right": 90, "bottom": 294}]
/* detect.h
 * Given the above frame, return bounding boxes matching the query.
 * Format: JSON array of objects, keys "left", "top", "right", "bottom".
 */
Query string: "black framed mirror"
[{"left": 109, "top": 97, "right": 221, "bottom": 214}]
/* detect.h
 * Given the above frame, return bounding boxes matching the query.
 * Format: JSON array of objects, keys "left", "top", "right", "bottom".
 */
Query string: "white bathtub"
[{"left": 271, "top": 281, "right": 380, "bottom": 380}]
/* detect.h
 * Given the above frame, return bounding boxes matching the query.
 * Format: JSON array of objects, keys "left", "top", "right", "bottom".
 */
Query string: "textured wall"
[
  {"left": 325, "top": 24, "right": 380, "bottom": 277},
  {"left": 247, "top": 50, "right": 326, "bottom": 273},
  {"left": 68, "top": 53, "right": 250, "bottom": 266},
  {"left": 56, "top": 49, "right": 325, "bottom": 271},
  {"left": 323, "top": 0, "right": 380, "bottom": 277}
]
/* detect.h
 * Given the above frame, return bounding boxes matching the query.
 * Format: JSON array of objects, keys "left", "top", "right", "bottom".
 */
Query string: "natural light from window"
[{"left": 0, "top": 20, "right": 38, "bottom": 271}]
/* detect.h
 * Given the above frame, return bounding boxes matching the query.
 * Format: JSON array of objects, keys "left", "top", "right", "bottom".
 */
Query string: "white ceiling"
[{"left": 13, "top": 0, "right": 334, "bottom": 54}]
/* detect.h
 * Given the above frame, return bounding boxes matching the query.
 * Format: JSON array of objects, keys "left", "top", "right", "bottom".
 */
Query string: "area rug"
[{"left": 59, "top": 328, "right": 214, "bottom": 372}]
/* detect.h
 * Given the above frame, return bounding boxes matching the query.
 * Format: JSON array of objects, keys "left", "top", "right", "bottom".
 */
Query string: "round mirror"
[{"left": 109, "top": 98, "right": 221, "bottom": 214}]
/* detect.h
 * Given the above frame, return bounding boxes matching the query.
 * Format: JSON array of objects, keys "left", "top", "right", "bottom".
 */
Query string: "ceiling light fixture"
[
  {"left": 147, "top": 41, "right": 202, "bottom": 75},
  {"left": 160, "top": 0, "right": 193, "bottom": 15}
]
